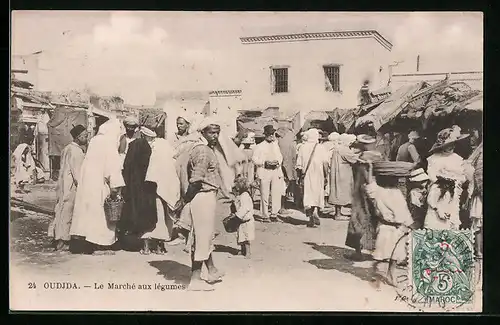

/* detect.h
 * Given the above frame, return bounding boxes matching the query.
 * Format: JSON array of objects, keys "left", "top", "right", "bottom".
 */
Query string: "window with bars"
[
  {"left": 271, "top": 67, "right": 289, "bottom": 93},
  {"left": 324, "top": 65, "right": 340, "bottom": 92}
]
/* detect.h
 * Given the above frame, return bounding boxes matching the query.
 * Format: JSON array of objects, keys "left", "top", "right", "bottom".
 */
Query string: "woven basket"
[
  {"left": 372, "top": 161, "right": 414, "bottom": 177},
  {"left": 104, "top": 196, "right": 124, "bottom": 223},
  {"left": 223, "top": 214, "right": 242, "bottom": 233}
]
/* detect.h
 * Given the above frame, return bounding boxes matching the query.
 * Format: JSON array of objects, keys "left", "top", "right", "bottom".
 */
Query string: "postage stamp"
[{"left": 407, "top": 229, "right": 476, "bottom": 311}]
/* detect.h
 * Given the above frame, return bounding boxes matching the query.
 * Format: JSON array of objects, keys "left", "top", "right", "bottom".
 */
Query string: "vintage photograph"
[{"left": 10, "top": 11, "right": 483, "bottom": 312}]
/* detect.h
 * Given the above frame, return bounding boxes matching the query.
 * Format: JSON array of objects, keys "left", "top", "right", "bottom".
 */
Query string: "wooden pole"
[
  {"left": 87, "top": 92, "right": 95, "bottom": 139},
  {"left": 417, "top": 55, "right": 420, "bottom": 72}
]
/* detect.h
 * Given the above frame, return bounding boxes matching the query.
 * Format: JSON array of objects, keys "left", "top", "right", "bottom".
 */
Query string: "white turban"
[
  {"left": 197, "top": 116, "right": 220, "bottom": 132},
  {"left": 140, "top": 126, "right": 157, "bottom": 137},
  {"left": 328, "top": 132, "right": 340, "bottom": 141},
  {"left": 177, "top": 114, "right": 193, "bottom": 124},
  {"left": 305, "top": 128, "right": 320, "bottom": 143},
  {"left": 123, "top": 115, "right": 139, "bottom": 126}
]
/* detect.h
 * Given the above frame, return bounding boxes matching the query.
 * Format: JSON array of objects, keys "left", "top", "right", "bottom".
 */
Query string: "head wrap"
[
  {"left": 123, "top": 115, "right": 139, "bottom": 126},
  {"left": 177, "top": 115, "right": 192, "bottom": 124},
  {"left": 408, "top": 131, "right": 420, "bottom": 140},
  {"left": 197, "top": 117, "right": 220, "bottom": 132},
  {"left": 356, "top": 134, "right": 376, "bottom": 144},
  {"left": 176, "top": 115, "right": 193, "bottom": 134},
  {"left": 305, "top": 128, "right": 320, "bottom": 143},
  {"left": 140, "top": 126, "right": 157, "bottom": 137},
  {"left": 97, "top": 119, "right": 123, "bottom": 149},
  {"left": 12, "top": 143, "right": 30, "bottom": 166},
  {"left": 328, "top": 132, "right": 340, "bottom": 142},
  {"left": 70, "top": 124, "right": 86, "bottom": 138}
]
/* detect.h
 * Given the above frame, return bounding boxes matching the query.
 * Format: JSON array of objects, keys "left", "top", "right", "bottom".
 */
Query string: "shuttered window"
[
  {"left": 272, "top": 68, "right": 289, "bottom": 93},
  {"left": 324, "top": 65, "right": 340, "bottom": 92}
]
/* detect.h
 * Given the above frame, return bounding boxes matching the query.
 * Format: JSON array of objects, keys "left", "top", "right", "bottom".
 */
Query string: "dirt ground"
[{"left": 9, "top": 184, "right": 481, "bottom": 312}]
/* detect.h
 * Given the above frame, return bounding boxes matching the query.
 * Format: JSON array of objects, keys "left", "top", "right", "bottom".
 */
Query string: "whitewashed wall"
[
  {"left": 209, "top": 94, "right": 243, "bottom": 136},
  {"left": 240, "top": 37, "right": 392, "bottom": 115}
]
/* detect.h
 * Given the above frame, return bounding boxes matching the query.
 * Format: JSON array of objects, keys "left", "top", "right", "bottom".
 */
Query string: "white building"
[{"left": 239, "top": 30, "right": 394, "bottom": 119}]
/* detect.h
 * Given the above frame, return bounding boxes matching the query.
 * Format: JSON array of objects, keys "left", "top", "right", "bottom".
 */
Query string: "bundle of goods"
[{"left": 372, "top": 161, "right": 414, "bottom": 177}]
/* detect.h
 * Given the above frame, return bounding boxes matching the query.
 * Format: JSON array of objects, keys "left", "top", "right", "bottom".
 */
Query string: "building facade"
[
  {"left": 208, "top": 90, "right": 243, "bottom": 136},
  {"left": 239, "top": 30, "right": 393, "bottom": 115}
]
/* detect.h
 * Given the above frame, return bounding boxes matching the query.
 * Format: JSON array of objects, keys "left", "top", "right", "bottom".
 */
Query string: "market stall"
[
  {"left": 353, "top": 76, "right": 482, "bottom": 160},
  {"left": 138, "top": 108, "right": 166, "bottom": 138},
  {"left": 236, "top": 107, "right": 297, "bottom": 142},
  {"left": 300, "top": 108, "right": 358, "bottom": 136},
  {"left": 47, "top": 106, "right": 88, "bottom": 179}
]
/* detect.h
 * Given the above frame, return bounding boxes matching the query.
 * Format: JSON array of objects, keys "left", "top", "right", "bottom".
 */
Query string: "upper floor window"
[
  {"left": 271, "top": 67, "right": 289, "bottom": 93},
  {"left": 324, "top": 65, "right": 340, "bottom": 92}
]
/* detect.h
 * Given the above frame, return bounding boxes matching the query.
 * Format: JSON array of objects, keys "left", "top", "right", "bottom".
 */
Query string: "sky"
[{"left": 11, "top": 11, "right": 483, "bottom": 105}]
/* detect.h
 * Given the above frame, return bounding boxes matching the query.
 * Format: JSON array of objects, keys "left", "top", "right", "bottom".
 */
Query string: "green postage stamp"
[{"left": 408, "top": 229, "right": 477, "bottom": 311}]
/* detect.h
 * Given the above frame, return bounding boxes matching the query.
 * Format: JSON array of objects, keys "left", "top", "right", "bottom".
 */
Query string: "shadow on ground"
[
  {"left": 149, "top": 260, "right": 191, "bottom": 285},
  {"left": 304, "top": 242, "right": 376, "bottom": 283},
  {"left": 10, "top": 210, "right": 74, "bottom": 266},
  {"left": 214, "top": 244, "right": 240, "bottom": 256},
  {"left": 280, "top": 216, "right": 309, "bottom": 226}
]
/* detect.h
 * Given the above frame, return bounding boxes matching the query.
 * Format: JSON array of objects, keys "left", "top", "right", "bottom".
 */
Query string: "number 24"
[{"left": 28, "top": 282, "right": 36, "bottom": 289}]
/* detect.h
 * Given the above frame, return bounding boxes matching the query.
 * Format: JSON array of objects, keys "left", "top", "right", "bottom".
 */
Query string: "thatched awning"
[
  {"left": 457, "top": 93, "right": 483, "bottom": 112},
  {"left": 11, "top": 78, "right": 34, "bottom": 89},
  {"left": 356, "top": 82, "right": 426, "bottom": 131},
  {"left": 402, "top": 82, "right": 482, "bottom": 121},
  {"left": 138, "top": 108, "right": 166, "bottom": 129},
  {"left": 237, "top": 115, "right": 277, "bottom": 138}
]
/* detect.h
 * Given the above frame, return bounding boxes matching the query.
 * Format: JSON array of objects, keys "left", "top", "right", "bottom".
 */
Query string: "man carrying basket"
[{"left": 70, "top": 119, "right": 125, "bottom": 255}]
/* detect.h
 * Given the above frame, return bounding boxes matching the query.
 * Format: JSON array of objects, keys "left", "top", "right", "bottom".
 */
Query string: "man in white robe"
[
  {"left": 296, "top": 128, "right": 329, "bottom": 227},
  {"left": 140, "top": 127, "right": 181, "bottom": 254},
  {"left": 48, "top": 124, "right": 87, "bottom": 251},
  {"left": 70, "top": 119, "right": 125, "bottom": 254}
]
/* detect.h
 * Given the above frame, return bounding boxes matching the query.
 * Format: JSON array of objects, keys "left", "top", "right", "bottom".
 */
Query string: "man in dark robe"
[
  {"left": 118, "top": 128, "right": 158, "bottom": 252},
  {"left": 344, "top": 134, "right": 382, "bottom": 261}
]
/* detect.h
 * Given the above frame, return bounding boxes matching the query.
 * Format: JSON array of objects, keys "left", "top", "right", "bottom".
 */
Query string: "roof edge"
[
  {"left": 209, "top": 89, "right": 242, "bottom": 97},
  {"left": 240, "top": 30, "right": 393, "bottom": 51}
]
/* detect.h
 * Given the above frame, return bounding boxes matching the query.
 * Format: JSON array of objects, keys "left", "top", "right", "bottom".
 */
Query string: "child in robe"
[
  {"left": 231, "top": 176, "right": 255, "bottom": 258},
  {"left": 364, "top": 163, "right": 414, "bottom": 286},
  {"left": 241, "top": 134, "right": 256, "bottom": 198}
]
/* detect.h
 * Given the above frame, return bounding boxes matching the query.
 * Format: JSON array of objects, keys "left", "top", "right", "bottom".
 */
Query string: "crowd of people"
[{"left": 21, "top": 110, "right": 482, "bottom": 291}]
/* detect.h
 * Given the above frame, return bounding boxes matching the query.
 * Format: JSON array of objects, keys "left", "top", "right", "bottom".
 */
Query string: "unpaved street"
[{"left": 10, "top": 184, "right": 411, "bottom": 311}]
